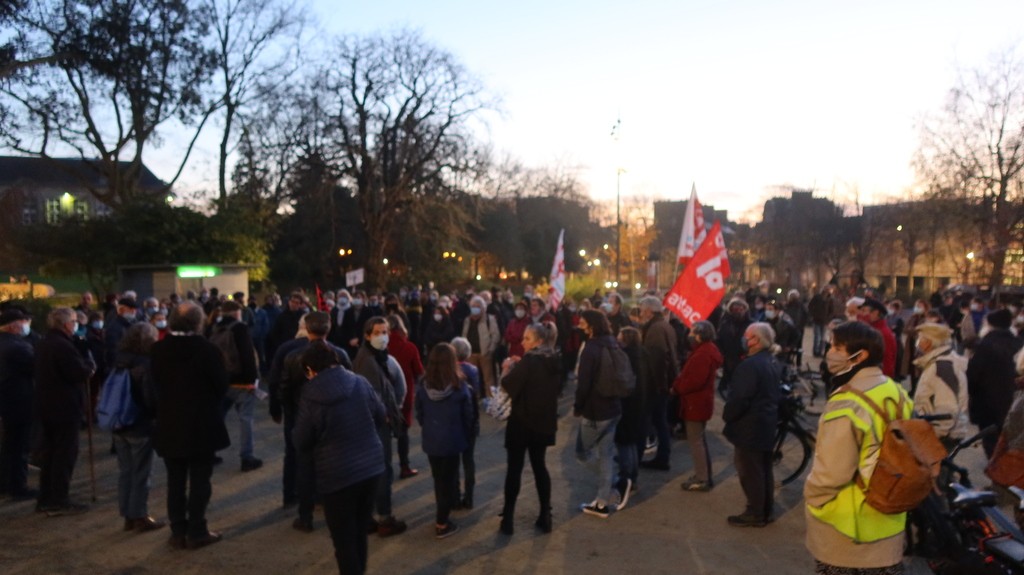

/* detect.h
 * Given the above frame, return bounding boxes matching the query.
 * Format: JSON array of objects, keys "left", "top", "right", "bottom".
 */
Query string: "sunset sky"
[{"left": 168, "top": 0, "right": 1024, "bottom": 222}]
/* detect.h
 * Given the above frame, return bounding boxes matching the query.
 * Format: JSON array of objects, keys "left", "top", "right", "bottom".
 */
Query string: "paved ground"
[{"left": 0, "top": 332, "right": 988, "bottom": 574}]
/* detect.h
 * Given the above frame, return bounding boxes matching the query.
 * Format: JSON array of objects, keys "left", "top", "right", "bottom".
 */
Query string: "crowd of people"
[{"left": 1, "top": 281, "right": 1023, "bottom": 574}]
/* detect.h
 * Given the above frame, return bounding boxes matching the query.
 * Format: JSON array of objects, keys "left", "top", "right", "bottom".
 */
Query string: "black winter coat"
[
  {"left": 574, "top": 335, "right": 622, "bottom": 421},
  {"left": 967, "top": 329, "right": 1024, "bottom": 429},
  {"left": 502, "top": 346, "right": 561, "bottom": 448},
  {"left": 723, "top": 350, "right": 780, "bottom": 452},
  {"left": 34, "top": 329, "right": 94, "bottom": 424},
  {"left": 151, "top": 335, "right": 230, "bottom": 458},
  {"left": 0, "top": 331, "right": 34, "bottom": 424}
]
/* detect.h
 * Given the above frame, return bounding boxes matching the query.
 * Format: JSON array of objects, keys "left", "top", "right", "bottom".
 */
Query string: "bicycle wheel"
[{"left": 773, "top": 423, "right": 813, "bottom": 486}]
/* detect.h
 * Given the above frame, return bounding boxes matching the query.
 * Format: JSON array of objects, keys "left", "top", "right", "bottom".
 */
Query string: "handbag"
[{"left": 986, "top": 433, "right": 1024, "bottom": 488}]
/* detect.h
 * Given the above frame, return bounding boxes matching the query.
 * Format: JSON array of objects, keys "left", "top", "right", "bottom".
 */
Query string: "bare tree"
[
  {"left": 320, "top": 30, "right": 493, "bottom": 286},
  {"left": 205, "top": 0, "right": 306, "bottom": 201},
  {"left": 915, "top": 47, "right": 1024, "bottom": 285},
  {"left": 1, "top": 0, "right": 218, "bottom": 207}
]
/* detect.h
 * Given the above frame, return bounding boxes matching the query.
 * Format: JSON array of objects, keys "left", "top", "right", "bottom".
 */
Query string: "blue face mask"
[{"left": 470, "top": 306, "right": 482, "bottom": 316}]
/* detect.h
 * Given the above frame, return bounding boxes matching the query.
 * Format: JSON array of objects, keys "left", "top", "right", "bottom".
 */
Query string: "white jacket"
[{"left": 912, "top": 344, "right": 969, "bottom": 439}]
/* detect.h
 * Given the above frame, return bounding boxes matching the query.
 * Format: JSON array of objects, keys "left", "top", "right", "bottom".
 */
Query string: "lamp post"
[
  {"left": 611, "top": 117, "right": 623, "bottom": 290},
  {"left": 966, "top": 251, "right": 975, "bottom": 285}
]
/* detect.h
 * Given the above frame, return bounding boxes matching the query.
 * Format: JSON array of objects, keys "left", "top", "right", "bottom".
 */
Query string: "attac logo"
[{"left": 663, "top": 221, "right": 730, "bottom": 327}]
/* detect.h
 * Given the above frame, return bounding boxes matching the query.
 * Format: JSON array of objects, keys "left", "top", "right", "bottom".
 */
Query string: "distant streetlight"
[
  {"left": 896, "top": 224, "right": 903, "bottom": 232},
  {"left": 382, "top": 258, "right": 389, "bottom": 265},
  {"left": 443, "top": 251, "right": 450, "bottom": 258},
  {"left": 966, "top": 251, "right": 975, "bottom": 260},
  {"left": 579, "top": 249, "right": 587, "bottom": 257},
  {"left": 604, "top": 281, "right": 612, "bottom": 289},
  {"left": 593, "top": 258, "right": 601, "bottom": 267},
  {"left": 475, "top": 274, "right": 482, "bottom": 281},
  {"left": 634, "top": 282, "right": 641, "bottom": 290},
  {"left": 603, "top": 243, "right": 609, "bottom": 250}
]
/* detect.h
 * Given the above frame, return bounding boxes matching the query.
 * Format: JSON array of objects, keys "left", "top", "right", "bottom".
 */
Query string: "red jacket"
[
  {"left": 869, "top": 317, "right": 898, "bottom": 378},
  {"left": 504, "top": 316, "right": 530, "bottom": 358},
  {"left": 388, "top": 330, "right": 424, "bottom": 426},
  {"left": 672, "top": 340, "right": 723, "bottom": 422}
]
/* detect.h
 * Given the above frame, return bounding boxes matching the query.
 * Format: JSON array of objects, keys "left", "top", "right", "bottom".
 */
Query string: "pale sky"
[{"left": 167, "top": 0, "right": 1024, "bottom": 222}]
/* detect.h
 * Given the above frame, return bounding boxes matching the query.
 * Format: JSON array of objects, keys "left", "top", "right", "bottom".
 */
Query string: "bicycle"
[
  {"left": 781, "top": 349, "right": 825, "bottom": 416},
  {"left": 910, "top": 425, "right": 1024, "bottom": 574},
  {"left": 774, "top": 383, "right": 816, "bottom": 487}
]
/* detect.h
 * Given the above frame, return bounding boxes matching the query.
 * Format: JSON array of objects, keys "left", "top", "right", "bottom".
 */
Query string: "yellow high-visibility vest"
[{"left": 806, "top": 378, "right": 913, "bottom": 543}]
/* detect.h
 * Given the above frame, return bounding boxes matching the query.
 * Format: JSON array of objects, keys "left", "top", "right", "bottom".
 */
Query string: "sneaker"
[
  {"left": 46, "top": 502, "right": 89, "bottom": 517},
  {"left": 615, "top": 479, "right": 632, "bottom": 511},
  {"left": 727, "top": 513, "right": 767, "bottom": 528},
  {"left": 133, "top": 516, "right": 167, "bottom": 532},
  {"left": 399, "top": 466, "right": 419, "bottom": 479},
  {"left": 435, "top": 521, "right": 460, "bottom": 539},
  {"left": 681, "top": 477, "right": 713, "bottom": 492},
  {"left": 240, "top": 458, "right": 263, "bottom": 472},
  {"left": 580, "top": 502, "right": 610, "bottom": 518},
  {"left": 377, "top": 516, "right": 407, "bottom": 537}
]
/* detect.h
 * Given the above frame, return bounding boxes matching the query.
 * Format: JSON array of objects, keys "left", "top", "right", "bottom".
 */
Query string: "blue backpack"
[{"left": 95, "top": 368, "right": 139, "bottom": 431}]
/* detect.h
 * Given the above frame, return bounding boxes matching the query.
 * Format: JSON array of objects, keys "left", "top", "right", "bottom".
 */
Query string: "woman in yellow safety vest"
[{"left": 804, "top": 321, "right": 910, "bottom": 575}]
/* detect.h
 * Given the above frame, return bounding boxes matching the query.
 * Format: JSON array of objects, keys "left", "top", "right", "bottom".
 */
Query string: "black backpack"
[
  {"left": 210, "top": 323, "right": 241, "bottom": 376},
  {"left": 595, "top": 344, "right": 637, "bottom": 398}
]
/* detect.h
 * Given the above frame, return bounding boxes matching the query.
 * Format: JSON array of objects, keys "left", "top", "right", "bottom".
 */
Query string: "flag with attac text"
[{"left": 664, "top": 220, "right": 730, "bottom": 327}]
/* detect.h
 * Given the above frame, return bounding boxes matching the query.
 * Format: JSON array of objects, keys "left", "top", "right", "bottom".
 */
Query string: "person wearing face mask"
[
  {"left": 805, "top": 321, "right": 912, "bottom": 574},
  {"left": 763, "top": 300, "right": 799, "bottom": 359},
  {"left": 498, "top": 322, "right": 560, "bottom": 534},
  {"left": 904, "top": 299, "right": 931, "bottom": 389},
  {"left": 605, "top": 294, "right": 633, "bottom": 336},
  {"left": 672, "top": 321, "right": 723, "bottom": 492},
  {"left": 385, "top": 316, "right": 423, "bottom": 481},
  {"left": 722, "top": 322, "right": 780, "bottom": 527},
  {"left": 857, "top": 299, "right": 898, "bottom": 379},
  {"left": 421, "top": 305, "right": 455, "bottom": 355},
  {"left": 267, "top": 292, "right": 308, "bottom": 364},
  {"left": 211, "top": 301, "right": 263, "bottom": 472},
  {"left": 912, "top": 323, "right": 969, "bottom": 448},
  {"left": 461, "top": 296, "right": 500, "bottom": 397},
  {"left": 104, "top": 298, "right": 139, "bottom": 375},
  {"left": 959, "top": 297, "right": 988, "bottom": 350},
  {"left": 715, "top": 298, "right": 752, "bottom": 399},
  {"left": 382, "top": 295, "right": 411, "bottom": 339},
  {"left": 573, "top": 310, "right": 623, "bottom": 518},
  {"left": 151, "top": 311, "right": 169, "bottom": 340},
  {"left": 340, "top": 291, "right": 374, "bottom": 360},
  {"left": 967, "top": 308, "right": 1023, "bottom": 458},
  {"left": 33, "top": 307, "right": 97, "bottom": 515},
  {"left": 504, "top": 302, "right": 531, "bottom": 358},
  {"left": 351, "top": 317, "right": 408, "bottom": 537},
  {"left": 0, "top": 307, "right": 37, "bottom": 500}
]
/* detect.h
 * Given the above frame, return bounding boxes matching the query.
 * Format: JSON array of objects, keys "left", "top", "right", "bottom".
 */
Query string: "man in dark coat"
[
  {"left": 722, "top": 322, "right": 781, "bottom": 527},
  {"left": 34, "top": 307, "right": 95, "bottom": 515},
  {"left": 103, "top": 297, "right": 138, "bottom": 371},
  {"left": 266, "top": 292, "right": 308, "bottom": 364},
  {"left": 717, "top": 298, "right": 752, "bottom": 398},
  {"left": 967, "top": 308, "right": 1024, "bottom": 457},
  {"left": 0, "top": 308, "right": 36, "bottom": 499},
  {"left": 151, "top": 302, "right": 230, "bottom": 549},
  {"left": 638, "top": 296, "right": 679, "bottom": 471},
  {"left": 212, "top": 300, "right": 262, "bottom": 472}
]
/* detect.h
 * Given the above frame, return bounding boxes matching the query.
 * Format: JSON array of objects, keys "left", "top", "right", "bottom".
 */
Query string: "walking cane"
[{"left": 84, "top": 362, "right": 98, "bottom": 503}]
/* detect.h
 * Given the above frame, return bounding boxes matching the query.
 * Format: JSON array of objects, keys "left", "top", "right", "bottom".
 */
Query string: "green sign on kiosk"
[{"left": 176, "top": 266, "right": 221, "bottom": 278}]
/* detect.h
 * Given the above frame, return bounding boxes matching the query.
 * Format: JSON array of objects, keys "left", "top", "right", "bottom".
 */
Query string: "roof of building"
[{"left": 0, "top": 156, "right": 167, "bottom": 192}]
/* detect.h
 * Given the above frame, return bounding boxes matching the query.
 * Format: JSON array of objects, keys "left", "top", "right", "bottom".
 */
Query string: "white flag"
[
  {"left": 549, "top": 229, "right": 566, "bottom": 310},
  {"left": 676, "top": 183, "right": 706, "bottom": 265}
]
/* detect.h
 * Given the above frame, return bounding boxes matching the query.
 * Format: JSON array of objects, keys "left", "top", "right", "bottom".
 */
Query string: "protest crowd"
[{"left": 2, "top": 276, "right": 1024, "bottom": 575}]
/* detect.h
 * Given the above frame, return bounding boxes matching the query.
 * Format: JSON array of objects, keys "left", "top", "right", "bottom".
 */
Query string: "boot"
[
  {"left": 499, "top": 502, "right": 514, "bottom": 535},
  {"left": 535, "top": 507, "right": 552, "bottom": 534}
]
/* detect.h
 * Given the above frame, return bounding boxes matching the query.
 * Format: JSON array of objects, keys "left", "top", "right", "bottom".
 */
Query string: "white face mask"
[
  {"left": 433, "top": 313, "right": 443, "bottom": 322},
  {"left": 155, "top": 320, "right": 167, "bottom": 329},
  {"left": 352, "top": 298, "right": 364, "bottom": 307},
  {"left": 370, "top": 333, "right": 389, "bottom": 350},
  {"left": 514, "top": 309, "right": 525, "bottom": 319},
  {"left": 21, "top": 322, "right": 31, "bottom": 336},
  {"left": 470, "top": 306, "right": 482, "bottom": 316},
  {"left": 765, "top": 310, "right": 777, "bottom": 320},
  {"left": 825, "top": 349, "right": 860, "bottom": 376}
]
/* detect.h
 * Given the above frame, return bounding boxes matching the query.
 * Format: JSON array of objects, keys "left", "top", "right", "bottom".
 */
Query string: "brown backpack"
[{"left": 840, "top": 382, "right": 948, "bottom": 514}]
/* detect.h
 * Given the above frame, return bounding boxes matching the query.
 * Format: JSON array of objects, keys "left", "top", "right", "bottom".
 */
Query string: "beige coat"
[{"left": 804, "top": 366, "right": 905, "bottom": 569}]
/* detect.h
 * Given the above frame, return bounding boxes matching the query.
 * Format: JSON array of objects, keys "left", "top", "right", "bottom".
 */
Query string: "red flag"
[
  {"left": 314, "top": 283, "right": 325, "bottom": 311},
  {"left": 676, "top": 183, "right": 707, "bottom": 266},
  {"left": 663, "top": 221, "right": 730, "bottom": 327}
]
